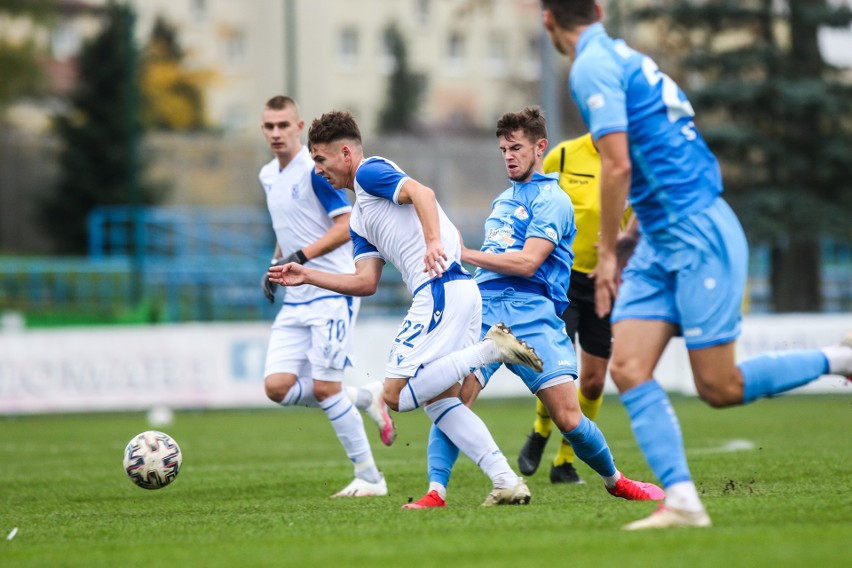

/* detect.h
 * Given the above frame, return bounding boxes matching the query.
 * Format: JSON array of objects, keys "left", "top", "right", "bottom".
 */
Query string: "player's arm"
[
  {"left": 594, "top": 131, "right": 632, "bottom": 316},
  {"left": 299, "top": 212, "right": 351, "bottom": 260},
  {"left": 397, "top": 178, "right": 447, "bottom": 277},
  {"left": 461, "top": 237, "right": 553, "bottom": 278},
  {"left": 267, "top": 256, "right": 384, "bottom": 297}
]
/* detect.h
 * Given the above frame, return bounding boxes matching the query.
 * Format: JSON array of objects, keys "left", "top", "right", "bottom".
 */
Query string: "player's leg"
[
  {"left": 517, "top": 399, "right": 551, "bottom": 476},
  {"left": 676, "top": 198, "right": 850, "bottom": 406},
  {"left": 538, "top": 379, "right": 663, "bottom": 501},
  {"left": 403, "top": 378, "right": 482, "bottom": 510},
  {"left": 263, "top": 309, "right": 319, "bottom": 407},
  {"left": 550, "top": 349, "right": 607, "bottom": 484},
  {"left": 383, "top": 280, "right": 541, "bottom": 413},
  {"left": 304, "top": 298, "right": 386, "bottom": 498},
  {"left": 551, "top": 286, "right": 610, "bottom": 483}
]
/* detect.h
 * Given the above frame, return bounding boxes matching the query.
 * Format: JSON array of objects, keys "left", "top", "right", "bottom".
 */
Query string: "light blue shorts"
[
  {"left": 478, "top": 288, "right": 578, "bottom": 393},
  {"left": 612, "top": 197, "right": 748, "bottom": 349}
]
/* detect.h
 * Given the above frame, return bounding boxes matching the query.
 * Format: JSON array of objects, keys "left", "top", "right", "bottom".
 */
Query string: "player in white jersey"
[
  {"left": 258, "top": 96, "right": 395, "bottom": 498},
  {"left": 267, "top": 110, "right": 544, "bottom": 506}
]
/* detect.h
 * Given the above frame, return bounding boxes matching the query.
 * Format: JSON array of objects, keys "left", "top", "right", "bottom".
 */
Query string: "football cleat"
[
  {"left": 331, "top": 474, "right": 388, "bottom": 498},
  {"left": 606, "top": 473, "right": 666, "bottom": 501},
  {"left": 481, "top": 478, "right": 532, "bottom": 507},
  {"left": 401, "top": 490, "right": 447, "bottom": 509},
  {"left": 485, "top": 323, "right": 543, "bottom": 372},
  {"left": 517, "top": 430, "right": 549, "bottom": 475},
  {"left": 623, "top": 504, "right": 712, "bottom": 530},
  {"left": 550, "top": 462, "right": 584, "bottom": 484},
  {"left": 364, "top": 380, "right": 397, "bottom": 446}
]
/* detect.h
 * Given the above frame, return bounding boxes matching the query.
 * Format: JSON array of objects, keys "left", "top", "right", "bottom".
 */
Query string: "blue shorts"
[
  {"left": 612, "top": 197, "right": 748, "bottom": 349},
  {"left": 478, "top": 288, "right": 578, "bottom": 393}
]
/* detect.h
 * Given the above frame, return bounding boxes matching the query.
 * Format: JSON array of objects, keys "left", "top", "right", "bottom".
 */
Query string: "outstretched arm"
[{"left": 267, "top": 256, "right": 384, "bottom": 297}]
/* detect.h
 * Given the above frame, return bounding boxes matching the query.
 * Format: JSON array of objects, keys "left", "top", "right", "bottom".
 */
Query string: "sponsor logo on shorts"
[{"left": 684, "top": 327, "right": 703, "bottom": 337}]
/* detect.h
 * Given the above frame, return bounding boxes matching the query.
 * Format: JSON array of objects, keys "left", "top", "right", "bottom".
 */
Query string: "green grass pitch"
[{"left": 1, "top": 394, "right": 850, "bottom": 567}]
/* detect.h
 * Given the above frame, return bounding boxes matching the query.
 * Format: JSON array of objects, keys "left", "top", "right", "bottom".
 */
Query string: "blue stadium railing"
[
  {"left": 0, "top": 206, "right": 411, "bottom": 323},
  {"left": 0, "top": 206, "right": 849, "bottom": 324}
]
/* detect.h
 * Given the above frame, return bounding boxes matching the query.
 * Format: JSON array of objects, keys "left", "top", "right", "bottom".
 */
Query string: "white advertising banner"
[{"left": 0, "top": 314, "right": 849, "bottom": 415}]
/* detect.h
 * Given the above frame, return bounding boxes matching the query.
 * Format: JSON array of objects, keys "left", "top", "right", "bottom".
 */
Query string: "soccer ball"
[{"left": 123, "top": 430, "right": 182, "bottom": 490}]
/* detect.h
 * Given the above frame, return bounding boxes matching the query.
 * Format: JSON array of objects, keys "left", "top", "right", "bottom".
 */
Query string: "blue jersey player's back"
[{"left": 570, "top": 23, "right": 722, "bottom": 233}]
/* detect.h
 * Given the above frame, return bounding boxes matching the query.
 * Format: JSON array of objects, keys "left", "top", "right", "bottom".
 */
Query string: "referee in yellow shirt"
[{"left": 518, "top": 133, "right": 635, "bottom": 483}]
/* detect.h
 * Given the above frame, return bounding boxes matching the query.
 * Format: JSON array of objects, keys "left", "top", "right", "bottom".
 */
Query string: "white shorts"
[
  {"left": 385, "top": 277, "right": 482, "bottom": 378},
  {"left": 264, "top": 295, "right": 360, "bottom": 382}
]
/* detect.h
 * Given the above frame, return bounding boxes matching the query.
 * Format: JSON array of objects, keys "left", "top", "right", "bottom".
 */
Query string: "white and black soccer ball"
[{"left": 123, "top": 430, "right": 182, "bottom": 490}]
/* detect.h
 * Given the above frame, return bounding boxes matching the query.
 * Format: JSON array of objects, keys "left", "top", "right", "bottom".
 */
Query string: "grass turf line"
[{"left": 0, "top": 394, "right": 850, "bottom": 568}]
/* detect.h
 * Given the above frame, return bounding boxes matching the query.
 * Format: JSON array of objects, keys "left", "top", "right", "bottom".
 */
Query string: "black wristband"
[{"left": 282, "top": 249, "right": 308, "bottom": 265}]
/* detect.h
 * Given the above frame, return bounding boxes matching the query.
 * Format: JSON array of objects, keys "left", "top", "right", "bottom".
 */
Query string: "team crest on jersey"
[
  {"left": 513, "top": 206, "right": 529, "bottom": 220},
  {"left": 291, "top": 184, "right": 301, "bottom": 199},
  {"left": 486, "top": 224, "right": 516, "bottom": 248}
]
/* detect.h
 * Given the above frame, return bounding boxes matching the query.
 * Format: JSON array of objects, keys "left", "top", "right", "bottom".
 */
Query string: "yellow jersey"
[{"left": 543, "top": 133, "right": 631, "bottom": 274}]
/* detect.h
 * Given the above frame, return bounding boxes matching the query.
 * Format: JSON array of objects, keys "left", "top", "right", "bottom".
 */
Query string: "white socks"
[
  {"left": 665, "top": 481, "right": 705, "bottom": 512},
  {"left": 424, "top": 398, "right": 517, "bottom": 489},
  {"left": 280, "top": 377, "right": 319, "bottom": 407},
  {"left": 398, "top": 341, "right": 501, "bottom": 412},
  {"left": 319, "top": 392, "right": 381, "bottom": 483},
  {"left": 345, "top": 385, "right": 373, "bottom": 410}
]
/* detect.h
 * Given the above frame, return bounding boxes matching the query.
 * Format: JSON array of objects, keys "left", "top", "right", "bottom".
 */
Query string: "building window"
[
  {"left": 379, "top": 32, "right": 396, "bottom": 75},
  {"left": 485, "top": 34, "right": 507, "bottom": 77},
  {"left": 446, "top": 31, "right": 465, "bottom": 74},
  {"left": 339, "top": 27, "right": 359, "bottom": 69}
]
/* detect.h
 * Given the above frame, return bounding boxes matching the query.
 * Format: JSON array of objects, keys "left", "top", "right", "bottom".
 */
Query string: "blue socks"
[
  {"left": 562, "top": 415, "right": 617, "bottom": 478},
  {"left": 621, "top": 380, "right": 691, "bottom": 488},
  {"left": 740, "top": 350, "right": 829, "bottom": 403},
  {"left": 427, "top": 424, "right": 459, "bottom": 487}
]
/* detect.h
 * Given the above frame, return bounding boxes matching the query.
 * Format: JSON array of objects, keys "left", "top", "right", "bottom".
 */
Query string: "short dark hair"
[
  {"left": 307, "top": 110, "right": 362, "bottom": 149},
  {"left": 265, "top": 95, "right": 298, "bottom": 111},
  {"left": 540, "top": 0, "right": 598, "bottom": 29},
  {"left": 496, "top": 106, "right": 547, "bottom": 144}
]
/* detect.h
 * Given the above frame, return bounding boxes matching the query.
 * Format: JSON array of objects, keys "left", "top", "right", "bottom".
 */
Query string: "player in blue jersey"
[
  {"left": 403, "top": 107, "right": 665, "bottom": 510},
  {"left": 267, "top": 110, "right": 544, "bottom": 506},
  {"left": 257, "top": 96, "right": 395, "bottom": 498},
  {"left": 541, "top": 0, "right": 852, "bottom": 529}
]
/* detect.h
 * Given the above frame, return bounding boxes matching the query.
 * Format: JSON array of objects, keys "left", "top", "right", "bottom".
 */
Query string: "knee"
[
  {"left": 694, "top": 373, "right": 743, "bottom": 408},
  {"left": 579, "top": 371, "right": 606, "bottom": 399},
  {"left": 383, "top": 381, "right": 402, "bottom": 412},
  {"left": 550, "top": 406, "right": 583, "bottom": 433},
  {"left": 312, "top": 380, "right": 340, "bottom": 402},
  {"left": 264, "top": 375, "right": 289, "bottom": 403},
  {"left": 607, "top": 357, "right": 647, "bottom": 392}
]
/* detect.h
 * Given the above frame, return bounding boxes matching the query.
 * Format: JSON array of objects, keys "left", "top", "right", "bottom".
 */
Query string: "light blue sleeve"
[
  {"left": 570, "top": 51, "right": 628, "bottom": 140},
  {"left": 355, "top": 159, "right": 409, "bottom": 203},
  {"left": 526, "top": 189, "right": 572, "bottom": 245}
]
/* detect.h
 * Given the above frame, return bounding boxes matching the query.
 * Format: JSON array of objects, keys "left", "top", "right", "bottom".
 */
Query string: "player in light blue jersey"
[
  {"left": 541, "top": 0, "right": 852, "bottom": 529},
  {"left": 404, "top": 107, "right": 665, "bottom": 510},
  {"left": 268, "top": 110, "right": 544, "bottom": 506}
]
